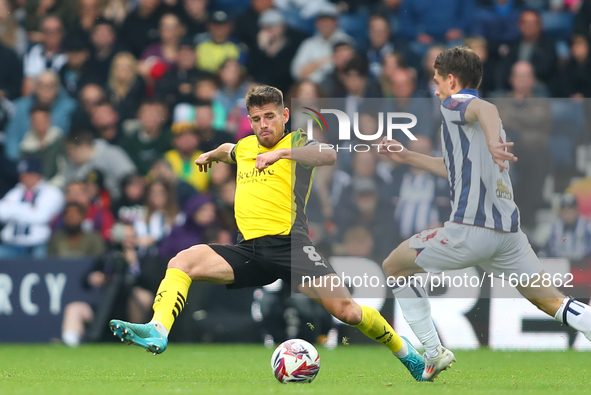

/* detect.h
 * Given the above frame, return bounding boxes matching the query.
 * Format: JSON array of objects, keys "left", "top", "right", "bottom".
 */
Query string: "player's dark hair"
[
  {"left": 433, "top": 46, "right": 482, "bottom": 89},
  {"left": 245, "top": 85, "right": 284, "bottom": 111}
]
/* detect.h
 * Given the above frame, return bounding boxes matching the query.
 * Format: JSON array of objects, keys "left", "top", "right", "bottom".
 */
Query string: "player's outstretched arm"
[
  {"left": 195, "top": 143, "right": 236, "bottom": 172},
  {"left": 464, "top": 99, "right": 518, "bottom": 172},
  {"left": 377, "top": 137, "right": 448, "bottom": 179},
  {"left": 255, "top": 143, "right": 336, "bottom": 170}
]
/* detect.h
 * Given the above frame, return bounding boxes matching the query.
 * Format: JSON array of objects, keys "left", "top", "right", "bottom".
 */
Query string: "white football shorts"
[{"left": 408, "top": 221, "right": 543, "bottom": 278}]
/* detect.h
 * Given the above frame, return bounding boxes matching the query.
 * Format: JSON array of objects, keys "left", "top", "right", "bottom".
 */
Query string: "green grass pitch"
[{"left": 0, "top": 344, "right": 588, "bottom": 395}]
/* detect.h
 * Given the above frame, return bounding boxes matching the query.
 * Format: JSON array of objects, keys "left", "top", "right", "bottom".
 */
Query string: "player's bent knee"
[
  {"left": 329, "top": 299, "right": 361, "bottom": 325},
  {"left": 168, "top": 244, "right": 209, "bottom": 273}
]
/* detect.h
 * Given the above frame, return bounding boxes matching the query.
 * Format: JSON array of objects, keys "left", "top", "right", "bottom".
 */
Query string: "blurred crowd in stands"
[{"left": 2, "top": 0, "right": 591, "bottom": 344}]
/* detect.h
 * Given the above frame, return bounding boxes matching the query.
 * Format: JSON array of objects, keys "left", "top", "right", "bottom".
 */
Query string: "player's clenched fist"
[
  {"left": 255, "top": 150, "right": 282, "bottom": 170},
  {"left": 195, "top": 152, "right": 217, "bottom": 172},
  {"left": 377, "top": 137, "right": 409, "bottom": 163}
]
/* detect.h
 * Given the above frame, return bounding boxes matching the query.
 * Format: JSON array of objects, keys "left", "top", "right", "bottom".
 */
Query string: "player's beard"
[{"left": 257, "top": 129, "right": 281, "bottom": 148}]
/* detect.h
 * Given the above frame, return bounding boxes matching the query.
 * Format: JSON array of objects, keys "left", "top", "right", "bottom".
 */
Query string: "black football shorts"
[{"left": 209, "top": 234, "right": 335, "bottom": 289}]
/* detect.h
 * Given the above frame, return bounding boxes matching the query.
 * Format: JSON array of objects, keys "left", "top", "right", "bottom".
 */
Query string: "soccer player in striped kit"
[{"left": 379, "top": 46, "right": 591, "bottom": 381}]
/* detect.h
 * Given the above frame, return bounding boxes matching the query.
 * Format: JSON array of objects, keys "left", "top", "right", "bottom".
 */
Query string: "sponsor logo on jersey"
[{"left": 496, "top": 179, "right": 512, "bottom": 200}]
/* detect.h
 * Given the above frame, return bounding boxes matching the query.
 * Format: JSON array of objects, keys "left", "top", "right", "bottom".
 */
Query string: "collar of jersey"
[{"left": 457, "top": 88, "right": 480, "bottom": 98}]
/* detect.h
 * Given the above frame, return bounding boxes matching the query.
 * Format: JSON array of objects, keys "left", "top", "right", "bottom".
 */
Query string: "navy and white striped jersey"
[{"left": 440, "top": 89, "right": 520, "bottom": 232}]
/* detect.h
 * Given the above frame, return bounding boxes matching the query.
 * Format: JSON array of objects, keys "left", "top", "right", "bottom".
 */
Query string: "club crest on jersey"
[{"left": 496, "top": 179, "right": 512, "bottom": 200}]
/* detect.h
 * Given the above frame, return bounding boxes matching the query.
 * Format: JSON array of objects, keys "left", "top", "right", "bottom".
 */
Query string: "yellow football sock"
[
  {"left": 354, "top": 305, "right": 403, "bottom": 353},
  {"left": 151, "top": 268, "right": 192, "bottom": 332}
]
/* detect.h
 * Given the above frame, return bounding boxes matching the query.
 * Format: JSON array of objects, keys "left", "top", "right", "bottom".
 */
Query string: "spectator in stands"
[
  {"left": 159, "top": 193, "right": 217, "bottom": 257},
  {"left": 87, "top": 18, "right": 125, "bottom": 87},
  {"left": 213, "top": 179, "right": 238, "bottom": 237},
  {"left": 119, "top": 0, "right": 167, "bottom": 58},
  {"left": 106, "top": 52, "right": 146, "bottom": 122},
  {"left": 0, "top": 0, "right": 27, "bottom": 57},
  {"left": 306, "top": 156, "right": 351, "bottom": 239},
  {"left": 19, "top": 105, "right": 66, "bottom": 181},
  {"left": 5, "top": 71, "right": 77, "bottom": 161},
  {"left": 111, "top": 173, "right": 146, "bottom": 224},
  {"left": 234, "top": 0, "right": 274, "bottom": 51},
  {"left": 366, "top": 14, "right": 405, "bottom": 79},
  {"left": 133, "top": 177, "right": 182, "bottom": 252},
  {"left": 333, "top": 177, "right": 395, "bottom": 261},
  {"left": 496, "top": 61, "right": 552, "bottom": 229},
  {"left": 372, "top": 0, "right": 403, "bottom": 40},
  {"left": 418, "top": 45, "right": 445, "bottom": 98},
  {"left": 195, "top": 11, "right": 248, "bottom": 74},
  {"left": 61, "top": 179, "right": 115, "bottom": 241},
  {"left": 23, "top": 15, "right": 68, "bottom": 95},
  {"left": 246, "top": 9, "right": 306, "bottom": 94},
  {"left": 378, "top": 52, "right": 406, "bottom": 97},
  {"left": 90, "top": 100, "right": 122, "bottom": 144},
  {"left": 193, "top": 75, "right": 227, "bottom": 130},
  {"left": 122, "top": 100, "right": 172, "bottom": 175},
  {"left": 59, "top": 36, "right": 93, "bottom": 99},
  {"left": 0, "top": 42, "right": 23, "bottom": 101},
  {"left": 140, "top": 13, "right": 186, "bottom": 78},
  {"left": 103, "top": 0, "right": 128, "bottom": 27},
  {"left": 60, "top": 130, "right": 136, "bottom": 200},
  {"left": 399, "top": 0, "right": 474, "bottom": 56},
  {"left": 387, "top": 68, "right": 434, "bottom": 139},
  {"left": 24, "top": 0, "right": 77, "bottom": 41},
  {"left": 70, "top": 83, "right": 105, "bottom": 133},
  {"left": 465, "top": 37, "right": 499, "bottom": 97},
  {"left": 542, "top": 193, "right": 591, "bottom": 260},
  {"left": 85, "top": 169, "right": 112, "bottom": 214},
  {"left": 391, "top": 135, "right": 450, "bottom": 244},
  {"left": 164, "top": 114, "right": 210, "bottom": 193},
  {"left": 47, "top": 201, "right": 106, "bottom": 257},
  {"left": 181, "top": 0, "right": 209, "bottom": 38},
  {"left": 334, "top": 225, "right": 376, "bottom": 260},
  {"left": 500, "top": 9, "right": 558, "bottom": 93},
  {"left": 155, "top": 35, "right": 207, "bottom": 109},
  {"left": 148, "top": 158, "right": 197, "bottom": 209},
  {"left": 0, "top": 145, "right": 18, "bottom": 199},
  {"left": 209, "top": 161, "right": 234, "bottom": 194},
  {"left": 561, "top": 34, "right": 591, "bottom": 97},
  {"left": 66, "top": 0, "right": 105, "bottom": 44},
  {"left": 195, "top": 102, "right": 234, "bottom": 153},
  {"left": 342, "top": 149, "right": 392, "bottom": 203},
  {"left": 473, "top": 0, "right": 524, "bottom": 51},
  {"left": 285, "top": 80, "right": 325, "bottom": 143},
  {"left": 575, "top": 0, "right": 591, "bottom": 37},
  {"left": 0, "top": 157, "right": 64, "bottom": 258},
  {"left": 291, "top": 2, "right": 353, "bottom": 84},
  {"left": 216, "top": 59, "right": 250, "bottom": 117},
  {"left": 341, "top": 57, "right": 381, "bottom": 123},
  {"left": 61, "top": 222, "right": 151, "bottom": 347},
  {"left": 0, "top": 90, "right": 13, "bottom": 137},
  {"left": 320, "top": 39, "right": 357, "bottom": 98}
]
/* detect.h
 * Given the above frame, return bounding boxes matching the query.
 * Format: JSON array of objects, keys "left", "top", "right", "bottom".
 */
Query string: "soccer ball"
[{"left": 271, "top": 339, "right": 321, "bottom": 383}]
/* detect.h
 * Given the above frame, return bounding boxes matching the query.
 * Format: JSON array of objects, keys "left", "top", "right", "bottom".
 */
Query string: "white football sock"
[
  {"left": 62, "top": 330, "right": 80, "bottom": 347},
  {"left": 393, "top": 338, "right": 409, "bottom": 358},
  {"left": 554, "top": 298, "right": 591, "bottom": 340},
  {"left": 393, "top": 284, "right": 441, "bottom": 359},
  {"left": 149, "top": 320, "right": 170, "bottom": 337}
]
